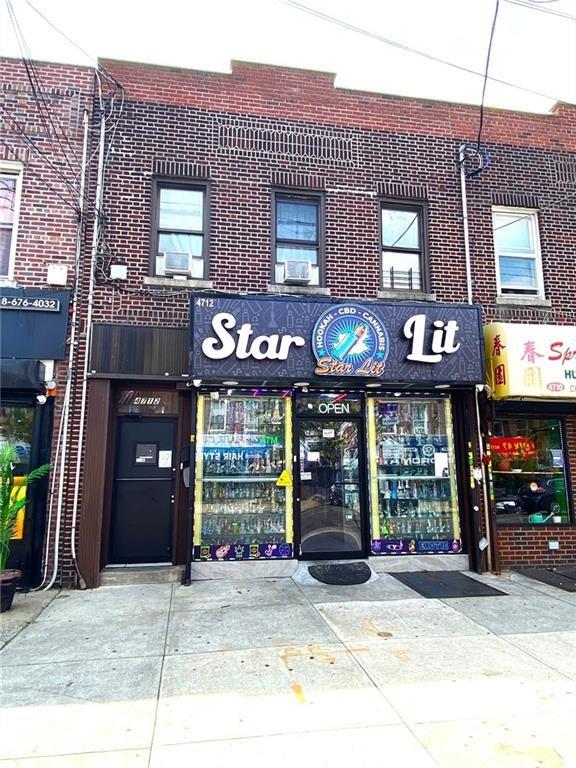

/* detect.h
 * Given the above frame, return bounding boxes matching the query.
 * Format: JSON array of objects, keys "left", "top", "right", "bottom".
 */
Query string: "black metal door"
[
  {"left": 110, "top": 417, "right": 176, "bottom": 564},
  {"left": 296, "top": 418, "right": 367, "bottom": 559}
]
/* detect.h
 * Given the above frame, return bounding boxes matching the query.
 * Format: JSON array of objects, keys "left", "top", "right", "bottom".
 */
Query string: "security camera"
[
  {"left": 36, "top": 394, "right": 47, "bottom": 405},
  {"left": 193, "top": 379, "right": 202, "bottom": 387}
]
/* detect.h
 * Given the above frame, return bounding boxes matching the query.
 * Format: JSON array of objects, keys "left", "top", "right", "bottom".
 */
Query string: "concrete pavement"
[{"left": 1, "top": 570, "right": 576, "bottom": 767}]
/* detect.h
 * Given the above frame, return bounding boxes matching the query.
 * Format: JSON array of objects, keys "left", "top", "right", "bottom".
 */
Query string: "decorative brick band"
[
  {"left": 271, "top": 171, "right": 325, "bottom": 189},
  {"left": 152, "top": 159, "right": 210, "bottom": 178},
  {"left": 214, "top": 115, "right": 358, "bottom": 165},
  {"left": 0, "top": 144, "right": 29, "bottom": 163},
  {"left": 377, "top": 181, "right": 428, "bottom": 199},
  {"left": 552, "top": 158, "right": 576, "bottom": 187},
  {"left": 492, "top": 193, "right": 539, "bottom": 209}
]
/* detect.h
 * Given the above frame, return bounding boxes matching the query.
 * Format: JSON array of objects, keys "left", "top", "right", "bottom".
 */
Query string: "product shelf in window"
[
  {"left": 194, "top": 392, "right": 293, "bottom": 561},
  {"left": 368, "top": 397, "right": 462, "bottom": 556}
]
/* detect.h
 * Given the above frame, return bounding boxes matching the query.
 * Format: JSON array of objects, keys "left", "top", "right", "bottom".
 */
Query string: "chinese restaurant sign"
[
  {"left": 485, "top": 323, "right": 576, "bottom": 400},
  {"left": 191, "top": 294, "right": 484, "bottom": 384}
]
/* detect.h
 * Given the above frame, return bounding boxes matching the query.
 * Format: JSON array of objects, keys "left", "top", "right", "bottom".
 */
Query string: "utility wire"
[
  {"left": 0, "top": 137, "right": 81, "bottom": 214},
  {"left": 22, "top": 0, "right": 125, "bottom": 91},
  {"left": 388, "top": 213, "right": 418, "bottom": 248},
  {"left": 5, "top": 0, "right": 82, "bottom": 177},
  {"left": 477, "top": 0, "right": 501, "bottom": 150},
  {"left": 503, "top": 0, "right": 576, "bottom": 21},
  {"left": 0, "top": 103, "right": 81, "bottom": 206},
  {"left": 279, "top": 0, "right": 566, "bottom": 103},
  {"left": 493, "top": 189, "right": 576, "bottom": 230}
]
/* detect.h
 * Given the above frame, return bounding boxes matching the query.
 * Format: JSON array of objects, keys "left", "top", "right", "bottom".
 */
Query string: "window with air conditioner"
[
  {"left": 273, "top": 192, "right": 322, "bottom": 286},
  {"left": 380, "top": 202, "right": 427, "bottom": 292},
  {"left": 153, "top": 181, "right": 208, "bottom": 279},
  {"left": 0, "top": 164, "right": 23, "bottom": 280},
  {"left": 492, "top": 207, "right": 544, "bottom": 298}
]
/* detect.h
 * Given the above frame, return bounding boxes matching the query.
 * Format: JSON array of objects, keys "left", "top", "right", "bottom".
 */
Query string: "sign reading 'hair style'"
[{"left": 190, "top": 294, "right": 484, "bottom": 385}]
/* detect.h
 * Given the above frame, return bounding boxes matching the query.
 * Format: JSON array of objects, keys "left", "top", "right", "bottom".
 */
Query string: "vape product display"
[
  {"left": 194, "top": 393, "right": 291, "bottom": 552},
  {"left": 369, "top": 398, "right": 461, "bottom": 545}
]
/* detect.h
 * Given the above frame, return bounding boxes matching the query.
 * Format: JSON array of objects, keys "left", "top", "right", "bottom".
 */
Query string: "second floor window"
[
  {"left": 273, "top": 193, "right": 321, "bottom": 286},
  {"left": 0, "top": 169, "right": 22, "bottom": 279},
  {"left": 381, "top": 203, "right": 425, "bottom": 291},
  {"left": 153, "top": 182, "right": 208, "bottom": 279},
  {"left": 492, "top": 208, "right": 543, "bottom": 297}
]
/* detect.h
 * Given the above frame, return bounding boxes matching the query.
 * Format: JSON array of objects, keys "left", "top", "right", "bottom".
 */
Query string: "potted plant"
[{"left": 0, "top": 443, "right": 50, "bottom": 612}]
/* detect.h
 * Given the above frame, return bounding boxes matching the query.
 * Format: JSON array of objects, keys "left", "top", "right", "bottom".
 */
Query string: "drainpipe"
[
  {"left": 459, "top": 142, "right": 493, "bottom": 573},
  {"left": 41, "top": 107, "right": 90, "bottom": 590},
  {"left": 69, "top": 80, "right": 107, "bottom": 589},
  {"left": 459, "top": 144, "right": 474, "bottom": 306}
]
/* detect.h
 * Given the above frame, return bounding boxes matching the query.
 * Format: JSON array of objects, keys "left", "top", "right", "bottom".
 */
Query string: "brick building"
[
  {"left": 3, "top": 55, "right": 574, "bottom": 588},
  {"left": 0, "top": 57, "right": 94, "bottom": 588},
  {"left": 64, "top": 59, "right": 574, "bottom": 588}
]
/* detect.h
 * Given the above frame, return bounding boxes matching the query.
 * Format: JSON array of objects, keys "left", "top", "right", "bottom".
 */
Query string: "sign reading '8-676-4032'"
[{"left": 191, "top": 293, "right": 484, "bottom": 385}]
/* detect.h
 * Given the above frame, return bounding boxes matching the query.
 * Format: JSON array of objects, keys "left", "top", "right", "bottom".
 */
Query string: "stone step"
[{"left": 99, "top": 565, "right": 184, "bottom": 586}]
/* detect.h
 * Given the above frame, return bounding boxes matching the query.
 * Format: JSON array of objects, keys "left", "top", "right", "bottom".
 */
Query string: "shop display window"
[
  {"left": 0, "top": 404, "right": 34, "bottom": 541},
  {"left": 368, "top": 397, "right": 461, "bottom": 555},
  {"left": 193, "top": 392, "right": 293, "bottom": 560},
  {"left": 0, "top": 405, "right": 33, "bottom": 474},
  {"left": 491, "top": 418, "right": 570, "bottom": 525}
]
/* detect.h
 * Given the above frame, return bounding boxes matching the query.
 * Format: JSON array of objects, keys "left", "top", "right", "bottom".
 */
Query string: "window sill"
[
  {"left": 377, "top": 289, "right": 436, "bottom": 302},
  {"left": 267, "top": 284, "right": 331, "bottom": 297},
  {"left": 0, "top": 278, "right": 18, "bottom": 288},
  {"left": 144, "top": 276, "right": 213, "bottom": 289},
  {"left": 495, "top": 295, "right": 551, "bottom": 308}
]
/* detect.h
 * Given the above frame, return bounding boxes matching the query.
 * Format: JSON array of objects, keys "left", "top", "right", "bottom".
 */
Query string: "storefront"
[
  {"left": 485, "top": 323, "right": 575, "bottom": 567},
  {"left": 0, "top": 288, "right": 70, "bottom": 588},
  {"left": 189, "top": 294, "right": 485, "bottom": 567}
]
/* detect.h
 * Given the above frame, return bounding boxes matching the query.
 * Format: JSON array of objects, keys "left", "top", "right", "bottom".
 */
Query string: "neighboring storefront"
[
  {"left": 0, "top": 288, "right": 70, "bottom": 588},
  {"left": 189, "top": 294, "right": 485, "bottom": 566},
  {"left": 485, "top": 323, "right": 575, "bottom": 567}
]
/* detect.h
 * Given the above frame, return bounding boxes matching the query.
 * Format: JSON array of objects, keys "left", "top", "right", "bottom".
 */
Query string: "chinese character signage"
[
  {"left": 485, "top": 323, "right": 576, "bottom": 400},
  {"left": 191, "top": 294, "right": 484, "bottom": 385}
]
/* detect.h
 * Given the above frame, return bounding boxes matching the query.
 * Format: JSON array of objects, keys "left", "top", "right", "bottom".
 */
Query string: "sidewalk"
[{"left": 1, "top": 570, "right": 576, "bottom": 767}]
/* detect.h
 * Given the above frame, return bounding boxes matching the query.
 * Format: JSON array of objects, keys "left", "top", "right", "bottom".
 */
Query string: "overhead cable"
[
  {"left": 493, "top": 189, "right": 576, "bottom": 230},
  {"left": 503, "top": 0, "right": 576, "bottom": 22},
  {"left": 0, "top": 137, "right": 81, "bottom": 214},
  {"left": 477, "top": 0, "right": 501, "bottom": 150},
  {"left": 22, "top": 0, "right": 125, "bottom": 91},
  {"left": 5, "top": 0, "right": 82, "bottom": 176},
  {"left": 279, "top": 0, "right": 566, "bottom": 103}
]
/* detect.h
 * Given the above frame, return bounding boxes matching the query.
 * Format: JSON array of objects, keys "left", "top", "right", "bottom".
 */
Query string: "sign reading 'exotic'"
[{"left": 191, "top": 294, "right": 484, "bottom": 384}]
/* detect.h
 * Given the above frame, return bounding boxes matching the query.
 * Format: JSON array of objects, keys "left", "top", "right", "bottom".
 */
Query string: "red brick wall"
[
  {"left": 1, "top": 57, "right": 94, "bottom": 585},
  {"left": 101, "top": 59, "right": 576, "bottom": 153},
  {"left": 8, "top": 57, "right": 568, "bottom": 582},
  {"left": 72, "top": 58, "right": 576, "bottom": 581}
]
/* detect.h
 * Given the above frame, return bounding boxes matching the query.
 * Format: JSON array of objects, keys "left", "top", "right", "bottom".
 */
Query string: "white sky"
[{"left": 1, "top": 0, "right": 575, "bottom": 114}]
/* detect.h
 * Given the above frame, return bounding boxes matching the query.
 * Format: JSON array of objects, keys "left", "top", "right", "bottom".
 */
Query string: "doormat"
[
  {"left": 391, "top": 571, "right": 507, "bottom": 599},
  {"left": 514, "top": 568, "right": 576, "bottom": 593},
  {"left": 308, "top": 562, "right": 372, "bottom": 585}
]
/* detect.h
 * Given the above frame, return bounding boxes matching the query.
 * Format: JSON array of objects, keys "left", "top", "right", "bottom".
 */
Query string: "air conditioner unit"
[
  {"left": 158, "top": 251, "right": 193, "bottom": 278},
  {"left": 283, "top": 260, "right": 311, "bottom": 285}
]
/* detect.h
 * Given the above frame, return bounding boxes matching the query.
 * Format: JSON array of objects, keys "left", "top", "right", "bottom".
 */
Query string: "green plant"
[{"left": 0, "top": 443, "right": 51, "bottom": 572}]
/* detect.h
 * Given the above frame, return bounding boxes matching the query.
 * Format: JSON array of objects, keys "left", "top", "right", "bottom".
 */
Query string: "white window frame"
[
  {"left": 492, "top": 206, "right": 545, "bottom": 299},
  {"left": 0, "top": 161, "right": 24, "bottom": 283},
  {"left": 0, "top": 161, "right": 24, "bottom": 282}
]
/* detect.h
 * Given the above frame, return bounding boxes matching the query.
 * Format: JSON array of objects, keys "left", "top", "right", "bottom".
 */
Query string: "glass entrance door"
[{"left": 297, "top": 419, "right": 365, "bottom": 558}]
